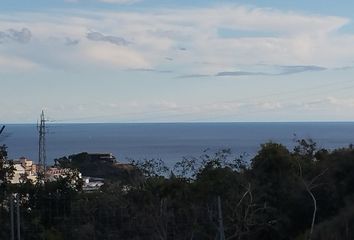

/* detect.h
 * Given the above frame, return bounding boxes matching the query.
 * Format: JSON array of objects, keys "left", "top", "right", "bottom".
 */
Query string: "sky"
[{"left": 1, "top": 0, "right": 354, "bottom": 123}]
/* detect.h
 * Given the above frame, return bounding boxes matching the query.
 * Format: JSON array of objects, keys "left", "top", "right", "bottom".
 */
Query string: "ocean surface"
[{"left": 1, "top": 122, "right": 354, "bottom": 167}]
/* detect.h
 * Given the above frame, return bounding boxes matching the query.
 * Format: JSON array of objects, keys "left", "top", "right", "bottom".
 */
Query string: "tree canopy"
[{"left": 1, "top": 140, "right": 354, "bottom": 239}]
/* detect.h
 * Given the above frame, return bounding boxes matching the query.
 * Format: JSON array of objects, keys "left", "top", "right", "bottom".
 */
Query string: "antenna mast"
[{"left": 38, "top": 110, "right": 47, "bottom": 176}]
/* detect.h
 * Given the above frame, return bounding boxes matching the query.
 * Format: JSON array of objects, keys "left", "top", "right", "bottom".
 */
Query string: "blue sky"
[{"left": 1, "top": 0, "right": 354, "bottom": 123}]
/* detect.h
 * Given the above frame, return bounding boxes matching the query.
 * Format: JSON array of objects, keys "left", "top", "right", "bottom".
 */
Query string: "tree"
[
  {"left": 0, "top": 145, "right": 14, "bottom": 186},
  {"left": 250, "top": 142, "right": 301, "bottom": 239},
  {"left": 251, "top": 142, "right": 296, "bottom": 206}
]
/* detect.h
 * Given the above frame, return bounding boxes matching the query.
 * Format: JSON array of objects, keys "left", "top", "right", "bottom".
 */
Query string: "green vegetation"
[{"left": 2, "top": 140, "right": 354, "bottom": 239}]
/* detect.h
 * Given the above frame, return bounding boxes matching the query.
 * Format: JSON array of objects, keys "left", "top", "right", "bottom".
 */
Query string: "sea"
[{"left": 1, "top": 122, "right": 354, "bottom": 168}]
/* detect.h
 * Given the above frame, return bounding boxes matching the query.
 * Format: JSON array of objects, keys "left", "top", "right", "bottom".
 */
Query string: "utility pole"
[
  {"left": 16, "top": 194, "right": 21, "bottom": 240},
  {"left": 217, "top": 196, "right": 225, "bottom": 240},
  {"left": 10, "top": 195, "right": 14, "bottom": 240},
  {"left": 38, "top": 110, "right": 47, "bottom": 178},
  {"left": 9, "top": 194, "right": 21, "bottom": 240}
]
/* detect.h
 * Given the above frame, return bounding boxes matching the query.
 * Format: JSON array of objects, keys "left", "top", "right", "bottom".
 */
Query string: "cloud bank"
[
  {"left": 0, "top": 28, "right": 31, "bottom": 44},
  {"left": 0, "top": 5, "right": 353, "bottom": 73}
]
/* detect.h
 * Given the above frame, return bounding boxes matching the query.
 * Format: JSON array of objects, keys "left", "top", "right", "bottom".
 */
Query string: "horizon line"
[{"left": 3, "top": 120, "right": 354, "bottom": 125}]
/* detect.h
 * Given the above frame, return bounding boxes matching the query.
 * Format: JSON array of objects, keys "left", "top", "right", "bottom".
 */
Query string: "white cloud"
[
  {"left": 325, "top": 96, "right": 354, "bottom": 108},
  {"left": 255, "top": 101, "right": 283, "bottom": 110},
  {"left": 0, "top": 5, "right": 353, "bottom": 73},
  {"left": 82, "top": 41, "right": 150, "bottom": 68},
  {"left": 0, "top": 55, "right": 38, "bottom": 72}
]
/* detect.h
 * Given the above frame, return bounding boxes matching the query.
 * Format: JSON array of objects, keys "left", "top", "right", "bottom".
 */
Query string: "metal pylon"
[{"left": 38, "top": 110, "right": 47, "bottom": 177}]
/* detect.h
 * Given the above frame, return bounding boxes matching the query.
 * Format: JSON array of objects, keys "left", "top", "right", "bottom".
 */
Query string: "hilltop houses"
[
  {"left": 45, "top": 167, "right": 80, "bottom": 181},
  {"left": 6, "top": 153, "right": 122, "bottom": 191},
  {"left": 9, "top": 157, "right": 80, "bottom": 184},
  {"left": 11, "top": 157, "right": 38, "bottom": 184}
]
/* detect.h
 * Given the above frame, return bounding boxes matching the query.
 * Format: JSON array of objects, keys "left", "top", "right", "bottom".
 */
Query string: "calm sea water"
[{"left": 1, "top": 122, "right": 354, "bottom": 167}]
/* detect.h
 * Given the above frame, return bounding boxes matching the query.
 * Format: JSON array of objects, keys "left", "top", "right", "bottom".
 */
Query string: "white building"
[
  {"left": 11, "top": 163, "right": 26, "bottom": 184},
  {"left": 10, "top": 157, "right": 38, "bottom": 184},
  {"left": 8, "top": 157, "right": 83, "bottom": 187}
]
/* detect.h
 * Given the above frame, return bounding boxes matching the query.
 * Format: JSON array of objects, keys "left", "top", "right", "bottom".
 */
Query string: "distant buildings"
[
  {"left": 11, "top": 162, "right": 25, "bottom": 184},
  {"left": 11, "top": 157, "right": 37, "bottom": 184},
  {"left": 9, "top": 157, "right": 79, "bottom": 184},
  {"left": 7, "top": 153, "right": 119, "bottom": 192},
  {"left": 45, "top": 167, "right": 82, "bottom": 181}
]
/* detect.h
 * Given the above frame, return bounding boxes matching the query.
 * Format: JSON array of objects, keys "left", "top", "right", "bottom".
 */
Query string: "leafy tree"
[
  {"left": 130, "top": 158, "right": 169, "bottom": 178},
  {"left": 0, "top": 144, "right": 14, "bottom": 185},
  {"left": 251, "top": 142, "right": 297, "bottom": 206},
  {"left": 250, "top": 142, "right": 302, "bottom": 239}
]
